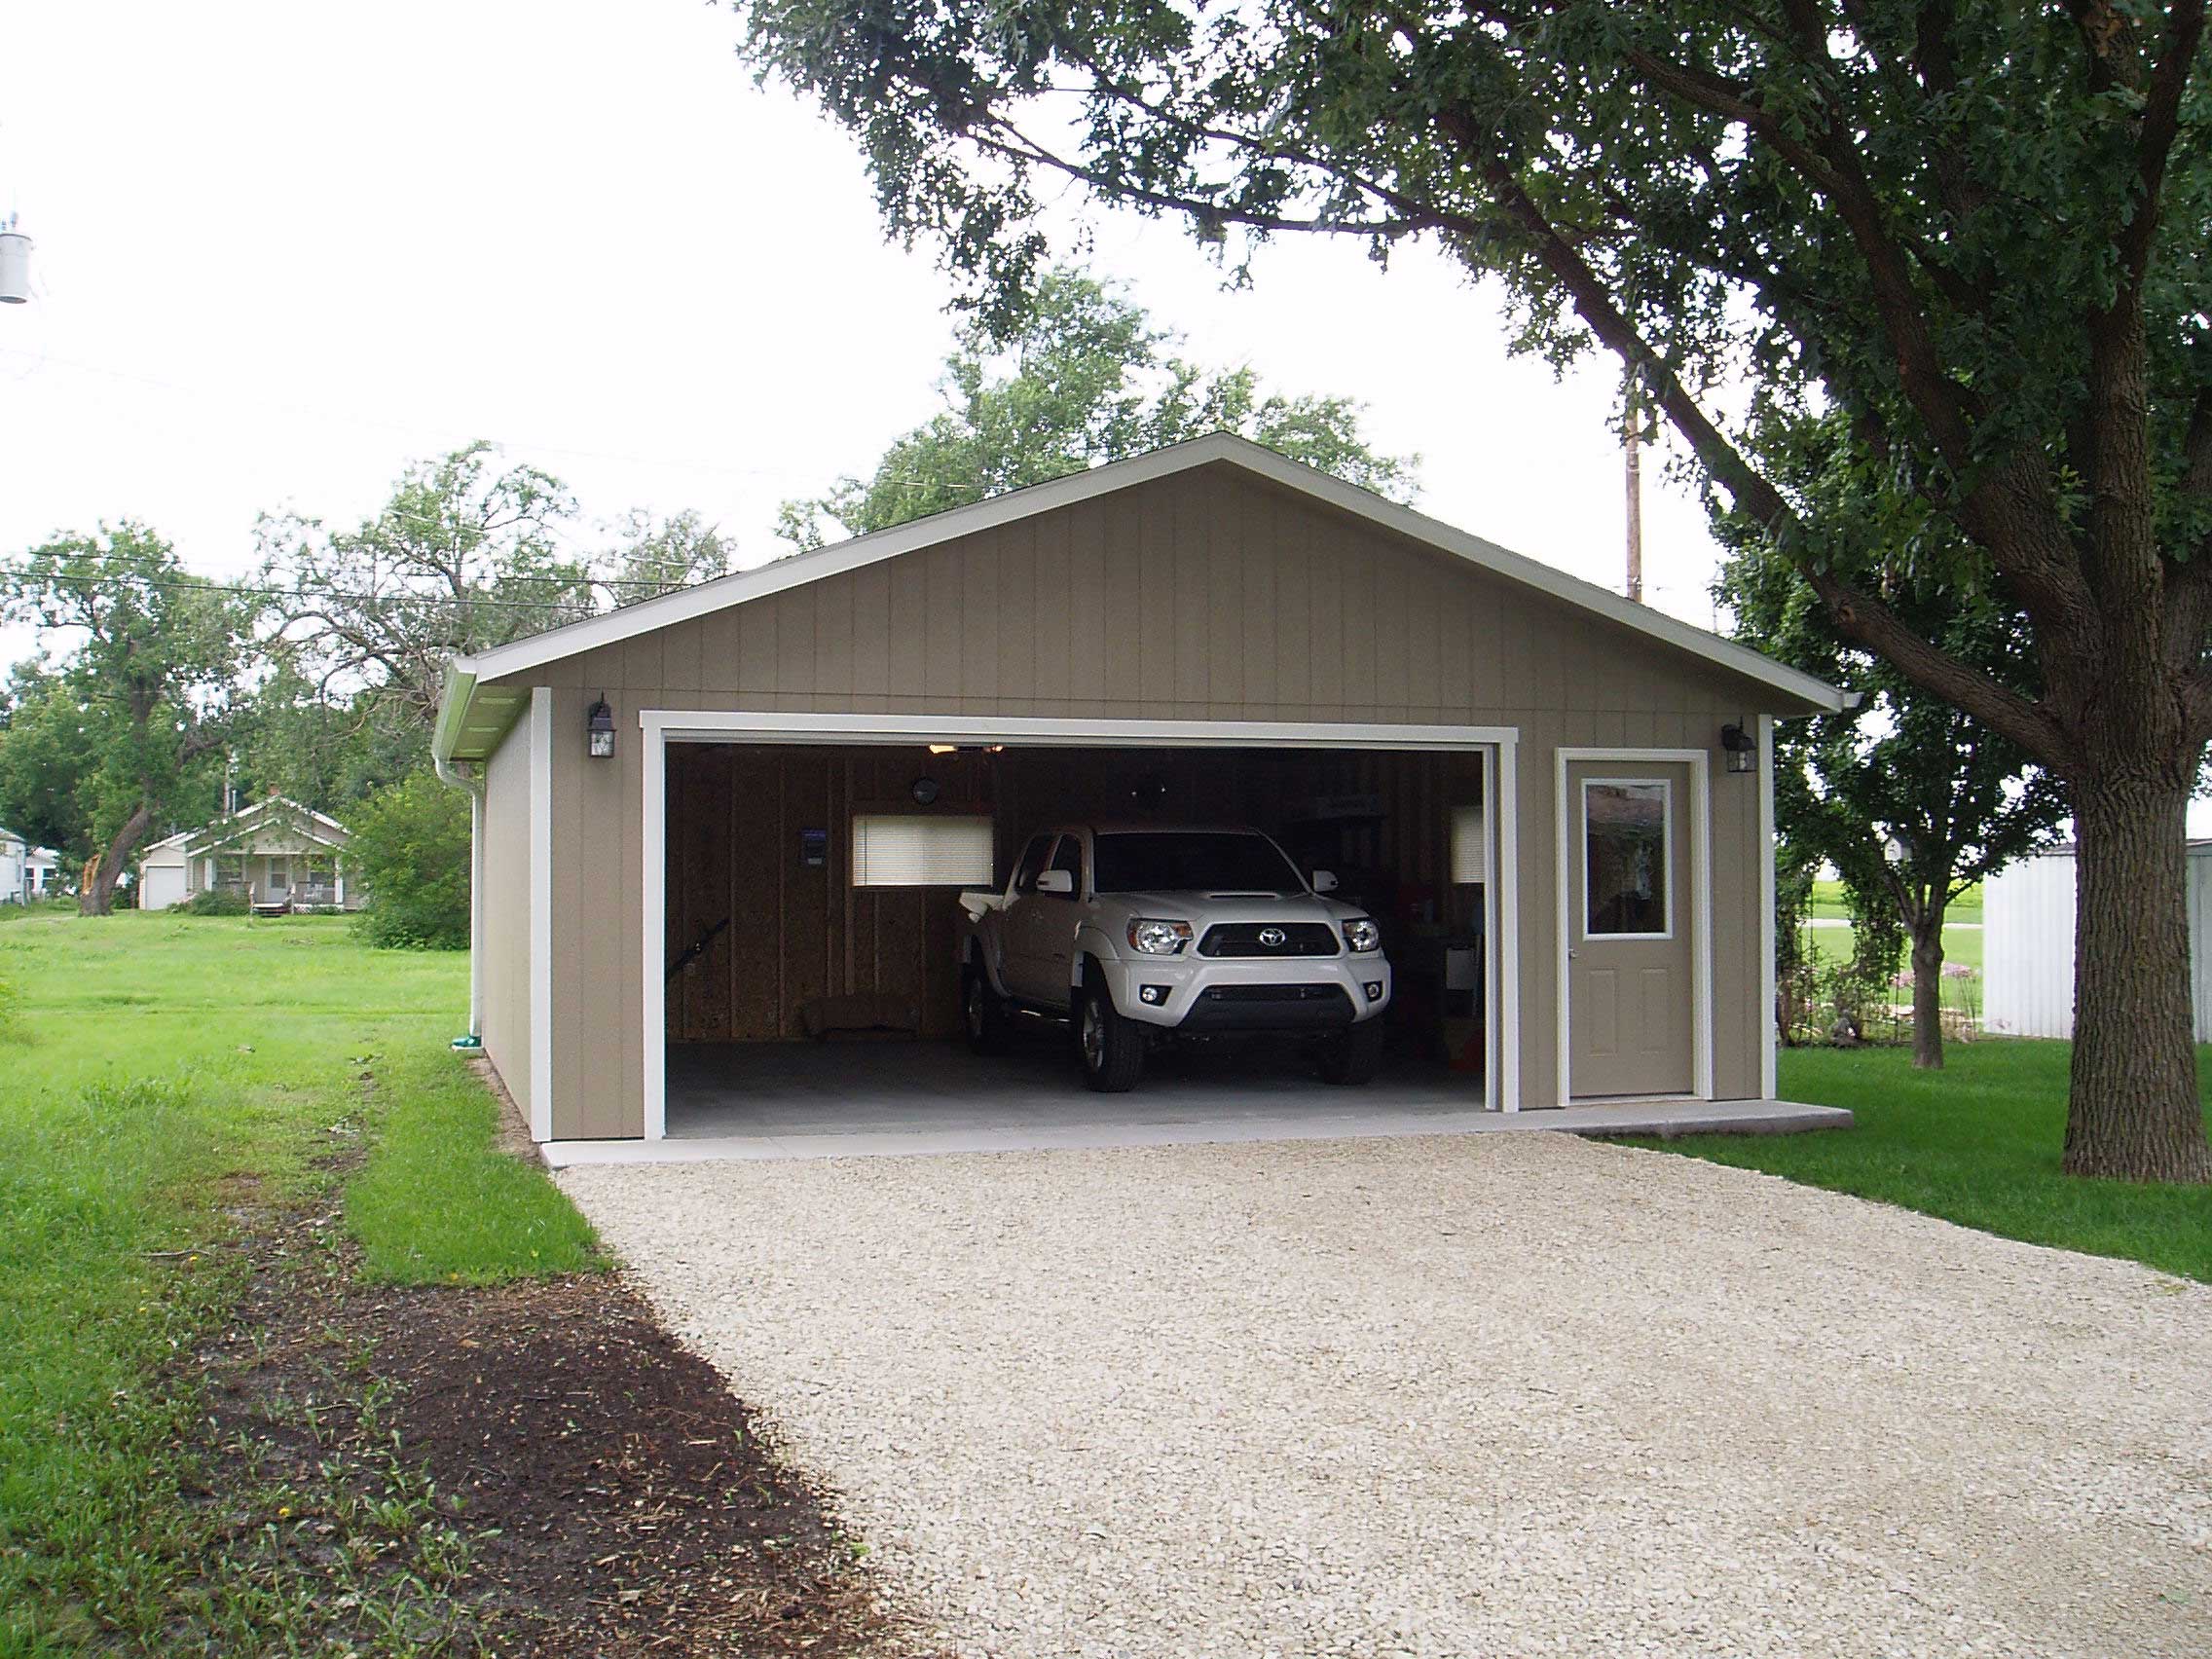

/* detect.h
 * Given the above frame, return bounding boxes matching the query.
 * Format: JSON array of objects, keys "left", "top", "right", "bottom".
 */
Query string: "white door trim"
[
  {"left": 640, "top": 709, "right": 1521, "bottom": 1140},
  {"left": 529, "top": 687, "right": 554, "bottom": 1144},
  {"left": 1554, "top": 746, "right": 1713, "bottom": 1104}
]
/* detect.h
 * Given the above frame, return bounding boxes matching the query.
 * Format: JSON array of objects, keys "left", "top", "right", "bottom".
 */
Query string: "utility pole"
[{"left": 1623, "top": 381, "right": 1644, "bottom": 605}]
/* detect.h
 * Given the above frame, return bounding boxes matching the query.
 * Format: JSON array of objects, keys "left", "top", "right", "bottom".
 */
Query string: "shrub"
[
  {"left": 347, "top": 770, "right": 470, "bottom": 950},
  {"left": 180, "top": 889, "right": 250, "bottom": 917}
]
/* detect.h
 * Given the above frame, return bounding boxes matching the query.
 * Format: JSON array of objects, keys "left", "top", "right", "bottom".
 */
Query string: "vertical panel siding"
[
  {"left": 1987, "top": 845, "right": 2212, "bottom": 1042},
  {"left": 496, "top": 463, "right": 1791, "bottom": 1137},
  {"left": 477, "top": 715, "right": 535, "bottom": 1112}
]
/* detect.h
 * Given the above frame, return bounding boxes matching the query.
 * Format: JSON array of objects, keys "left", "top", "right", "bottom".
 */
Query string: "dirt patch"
[
  {"left": 189, "top": 1195, "right": 893, "bottom": 1655},
  {"left": 469, "top": 1053, "right": 543, "bottom": 1167}
]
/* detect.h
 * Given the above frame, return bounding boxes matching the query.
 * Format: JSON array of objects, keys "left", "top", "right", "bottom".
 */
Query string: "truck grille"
[
  {"left": 1198, "top": 984, "right": 1346, "bottom": 1003},
  {"left": 1197, "top": 922, "right": 1341, "bottom": 958}
]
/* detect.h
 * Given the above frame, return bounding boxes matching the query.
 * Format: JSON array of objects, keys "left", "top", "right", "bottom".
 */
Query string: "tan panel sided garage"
[{"left": 432, "top": 434, "right": 1844, "bottom": 1146}]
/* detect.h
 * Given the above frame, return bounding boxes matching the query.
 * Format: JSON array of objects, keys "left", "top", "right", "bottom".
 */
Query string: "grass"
[
  {"left": 1629, "top": 1040, "right": 2212, "bottom": 1283},
  {"left": 1808, "top": 876, "right": 1983, "bottom": 925},
  {"left": 0, "top": 910, "right": 596, "bottom": 1654}
]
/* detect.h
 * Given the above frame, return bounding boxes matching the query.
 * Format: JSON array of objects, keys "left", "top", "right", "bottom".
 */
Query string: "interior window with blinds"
[
  {"left": 1450, "top": 802, "right": 1489, "bottom": 885},
  {"left": 850, "top": 814, "right": 994, "bottom": 888}
]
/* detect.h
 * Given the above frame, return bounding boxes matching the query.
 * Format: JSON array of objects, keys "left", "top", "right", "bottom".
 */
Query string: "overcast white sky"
[{"left": 0, "top": 0, "right": 1727, "bottom": 676}]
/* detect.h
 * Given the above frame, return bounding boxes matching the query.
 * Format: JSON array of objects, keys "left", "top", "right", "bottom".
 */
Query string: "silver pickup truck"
[{"left": 957, "top": 824, "right": 1392, "bottom": 1091}]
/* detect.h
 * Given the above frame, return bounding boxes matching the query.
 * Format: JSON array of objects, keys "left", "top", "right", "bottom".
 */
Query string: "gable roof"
[
  {"left": 144, "top": 796, "right": 350, "bottom": 858},
  {"left": 435, "top": 432, "right": 1848, "bottom": 762}
]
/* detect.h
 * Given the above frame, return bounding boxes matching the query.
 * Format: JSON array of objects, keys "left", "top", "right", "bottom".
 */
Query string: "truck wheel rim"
[{"left": 1081, "top": 1000, "right": 1104, "bottom": 1068}]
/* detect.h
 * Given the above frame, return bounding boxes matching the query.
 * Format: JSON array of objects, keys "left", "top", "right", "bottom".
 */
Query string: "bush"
[
  {"left": 179, "top": 889, "right": 249, "bottom": 917},
  {"left": 347, "top": 770, "right": 470, "bottom": 950}
]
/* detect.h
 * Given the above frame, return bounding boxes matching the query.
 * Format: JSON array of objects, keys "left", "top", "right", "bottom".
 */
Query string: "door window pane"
[
  {"left": 1012, "top": 833, "right": 1053, "bottom": 894},
  {"left": 1584, "top": 782, "right": 1668, "bottom": 936},
  {"left": 1044, "top": 833, "right": 1083, "bottom": 897}
]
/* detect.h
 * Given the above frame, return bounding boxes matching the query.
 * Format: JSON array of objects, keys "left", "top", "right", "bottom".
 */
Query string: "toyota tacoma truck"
[{"left": 957, "top": 824, "right": 1392, "bottom": 1092}]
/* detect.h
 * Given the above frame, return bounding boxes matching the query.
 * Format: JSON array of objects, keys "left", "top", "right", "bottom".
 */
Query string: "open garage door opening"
[{"left": 655, "top": 733, "right": 1502, "bottom": 1143}]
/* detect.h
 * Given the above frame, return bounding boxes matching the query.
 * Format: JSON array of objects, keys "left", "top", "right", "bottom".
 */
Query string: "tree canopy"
[
  {"left": 1723, "top": 517, "right": 2067, "bottom": 1065},
  {"left": 778, "top": 268, "right": 1416, "bottom": 549},
  {"left": 0, "top": 524, "right": 246, "bottom": 912},
  {"left": 738, "top": 0, "right": 2212, "bottom": 1179}
]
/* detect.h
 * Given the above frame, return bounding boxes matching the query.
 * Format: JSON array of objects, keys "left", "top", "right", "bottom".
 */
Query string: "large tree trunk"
[
  {"left": 1909, "top": 916, "right": 1946, "bottom": 1071},
  {"left": 80, "top": 800, "right": 154, "bottom": 918},
  {"left": 2066, "top": 771, "right": 2212, "bottom": 1182}
]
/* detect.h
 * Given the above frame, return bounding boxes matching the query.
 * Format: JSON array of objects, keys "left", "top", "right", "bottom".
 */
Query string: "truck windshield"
[{"left": 1091, "top": 831, "right": 1304, "bottom": 896}]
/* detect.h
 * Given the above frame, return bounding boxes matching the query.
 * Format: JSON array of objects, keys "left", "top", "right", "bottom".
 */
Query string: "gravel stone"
[{"left": 560, "top": 1132, "right": 2212, "bottom": 1658}]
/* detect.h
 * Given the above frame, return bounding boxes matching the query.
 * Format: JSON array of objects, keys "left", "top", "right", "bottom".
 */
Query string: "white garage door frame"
[{"left": 638, "top": 710, "right": 1522, "bottom": 1141}]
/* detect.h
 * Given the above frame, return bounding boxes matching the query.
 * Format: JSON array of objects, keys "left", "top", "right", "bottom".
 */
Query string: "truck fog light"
[
  {"left": 1363, "top": 980, "right": 1383, "bottom": 1002},
  {"left": 1140, "top": 983, "right": 1169, "bottom": 1005}
]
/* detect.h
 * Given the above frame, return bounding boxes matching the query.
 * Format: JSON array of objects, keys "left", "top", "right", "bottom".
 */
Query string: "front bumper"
[{"left": 1096, "top": 953, "right": 1392, "bottom": 1032}]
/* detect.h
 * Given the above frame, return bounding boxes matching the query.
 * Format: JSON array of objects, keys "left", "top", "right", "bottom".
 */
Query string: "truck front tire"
[
  {"left": 963, "top": 967, "right": 1008, "bottom": 1054},
  {"left": 1076, "top": 983, "right": 1146, "bottom": 1092},
  {"left": 1315, "top": 1016, "right": 1385, "bottom": 1086}
]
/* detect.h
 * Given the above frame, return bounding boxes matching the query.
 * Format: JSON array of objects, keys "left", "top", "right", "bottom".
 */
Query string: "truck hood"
[{"left": 1101, "top": 891, "right": 1365, "bottom": 925}]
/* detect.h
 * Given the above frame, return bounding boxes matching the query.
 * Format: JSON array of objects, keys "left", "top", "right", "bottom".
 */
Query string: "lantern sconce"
[
  {"left": 587, "top": 694, "right": 615, "bottom": 759},
  {"left": 1719, "top": 720, "right": 1756, "bottom": 775}
]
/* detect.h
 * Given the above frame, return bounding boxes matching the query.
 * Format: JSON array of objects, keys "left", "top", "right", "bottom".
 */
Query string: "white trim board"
[
  {"left": 1757, "top": 715, "right": 1778, "bottom": 1099},
  {"left": 639, "top": 709, "right": 1521, "bottom": 1141},
  {"left": 434, "top": 433, "right": 1846, "bottom": 764},
  {"left": 529, "top": 688, "right": 554, "bottom": 1144},
  {"left": 1554, "top": 747, "right": 1714, "bottom": 1106}
]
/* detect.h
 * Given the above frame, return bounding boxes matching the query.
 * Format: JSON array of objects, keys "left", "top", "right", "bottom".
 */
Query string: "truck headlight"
[
  {"left": 1343, "top": 917, "right": 1382, "bottom": 953},
  {"left": 1127, "top": 918, "right": 1194, "bottom": 955}
]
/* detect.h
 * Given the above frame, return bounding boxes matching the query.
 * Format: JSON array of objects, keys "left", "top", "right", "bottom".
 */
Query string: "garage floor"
[
  {"left": 665, "top": 1034, "right": 1487, "bottom": 1142},
  {"left": 560, "top": 1133, "right": 2212, "bottom": 1657}
]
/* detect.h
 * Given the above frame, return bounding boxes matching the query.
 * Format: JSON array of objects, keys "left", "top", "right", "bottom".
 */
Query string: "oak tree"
[{"left": 740, "top": 0, "right": 2212, "bottom": 1179}]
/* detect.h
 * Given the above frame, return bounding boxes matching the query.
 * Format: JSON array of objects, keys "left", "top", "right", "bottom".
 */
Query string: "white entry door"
[{"left": 1565, "top": 758, "right": 1697, "bottom": 1098}]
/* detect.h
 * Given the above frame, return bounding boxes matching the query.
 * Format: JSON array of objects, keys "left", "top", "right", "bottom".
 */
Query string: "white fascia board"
[
  {"left": 431, "top": 660, "right": 478, "bottom": 767},
  {"left": 447, "top": 432, "right": 1848, "bottom": 714}
]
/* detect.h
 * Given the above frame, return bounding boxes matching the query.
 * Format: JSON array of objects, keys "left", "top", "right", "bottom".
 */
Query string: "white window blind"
[
  {"left": 1451, "top": 803, "right": 1489, "bottom": 885},
  {"left": 851, "top": 815, "right": 994, "bottom": 887}
]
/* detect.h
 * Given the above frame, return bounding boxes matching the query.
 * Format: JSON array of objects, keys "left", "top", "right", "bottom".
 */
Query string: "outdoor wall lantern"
[
  {"left": 587, "top": 695, "right": 615, "bottom": 759},
  {"left": 1719, "top": 720, "right": 1756, "bottom": 775}
]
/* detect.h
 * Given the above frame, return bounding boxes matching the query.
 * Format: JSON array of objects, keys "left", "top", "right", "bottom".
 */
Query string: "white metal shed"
[{"left": 1983, "top": 841, "right": 2212, "bottom": 1041}]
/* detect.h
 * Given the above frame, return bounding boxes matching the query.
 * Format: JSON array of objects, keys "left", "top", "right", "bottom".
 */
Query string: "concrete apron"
[{"left": 540, "top": 1094, "right": 1852, "bottom": 1167}]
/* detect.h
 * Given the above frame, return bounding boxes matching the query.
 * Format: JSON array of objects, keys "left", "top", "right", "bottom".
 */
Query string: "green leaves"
[{"left": 777, "top": 265, "right": 1416, "bottom": 544}]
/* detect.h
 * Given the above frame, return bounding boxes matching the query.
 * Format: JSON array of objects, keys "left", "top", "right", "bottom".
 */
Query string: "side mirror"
[
  {"left": 1311, "top": 869, "right": 1339, "bottom": 894},
  {"left": 1035, "top": 868, "right": 1075, "bottom": 895}
]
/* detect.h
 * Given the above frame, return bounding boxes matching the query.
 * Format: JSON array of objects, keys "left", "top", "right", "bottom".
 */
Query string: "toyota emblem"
[{"left": 1258, "top": 927, "right": 1288, "bottom": 948}]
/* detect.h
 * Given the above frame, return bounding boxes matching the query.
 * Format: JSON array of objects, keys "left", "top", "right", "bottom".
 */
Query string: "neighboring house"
[
  {"left": 0, "top": 829, "right": 24, "bottom": 904},
  {"left": 24, "top": 845, "right": 60, "bottom": 900},
  {"left": 1984, "top": 841, "right": 2212, "bottom": 1041},
  {"left": 430, "top": 433, "right": 1847, "bottom": 1147},
  {"left": 138, "top": 796, "right": 359, "bottom": 912}
]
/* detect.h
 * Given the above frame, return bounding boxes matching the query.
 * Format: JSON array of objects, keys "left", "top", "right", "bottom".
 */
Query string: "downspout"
[{"left": 431, "top": 662, "right": 487, "bottom": 1043}]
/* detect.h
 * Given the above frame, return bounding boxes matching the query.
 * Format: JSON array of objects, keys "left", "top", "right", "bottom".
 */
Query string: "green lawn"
[
  {"left": 0, "top": 910, "right": 596, "bottom": 1655},
  {"left": 1808, "top": 876, "right": 1983, "bottom": 925},
  {"left": 1629, "top": 1041, "right": 2212, "bottom": 1283}
]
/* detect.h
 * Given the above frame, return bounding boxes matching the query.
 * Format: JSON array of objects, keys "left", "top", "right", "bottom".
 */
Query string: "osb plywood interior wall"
[{"left": 663, "top": 742, "right": 1487, "bottom": 1044}]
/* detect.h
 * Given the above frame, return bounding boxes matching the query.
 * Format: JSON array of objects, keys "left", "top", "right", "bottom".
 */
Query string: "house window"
[
  {"left": 851, "top": 815, "right": 994, "bottom": 888},
  {"left": 1583, "top": 780, "right": 1670, "bottom": 937},
  {"left": 1450, "top": 803, "right": 1488, "bottom": 886}
]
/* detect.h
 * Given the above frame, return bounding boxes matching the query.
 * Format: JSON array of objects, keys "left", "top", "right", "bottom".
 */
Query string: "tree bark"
[
  {"left": 80, "top": 799, "right": 154, "bottom": 918},
  {"left": 2066, "top": 771, "right": 2212, "bottom": 1181},
  {"left": 1909, "top": 915, "right": 1947, "bottom": 1071}
]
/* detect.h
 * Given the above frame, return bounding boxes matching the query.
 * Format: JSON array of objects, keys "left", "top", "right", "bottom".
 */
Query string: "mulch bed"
[{"left": 187, "top": 1174, "right": 895, "bottom": 1654}]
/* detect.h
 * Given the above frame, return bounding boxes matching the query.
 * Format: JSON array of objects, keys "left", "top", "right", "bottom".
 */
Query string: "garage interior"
[{"left": 660, "top": 740, "right": 1494, "bottom": 1139}]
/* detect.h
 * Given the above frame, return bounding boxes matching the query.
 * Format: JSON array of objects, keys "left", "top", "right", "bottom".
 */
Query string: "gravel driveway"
[{"left": 561, "top": 1133, "right": 2211, "bottom": 1658}]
